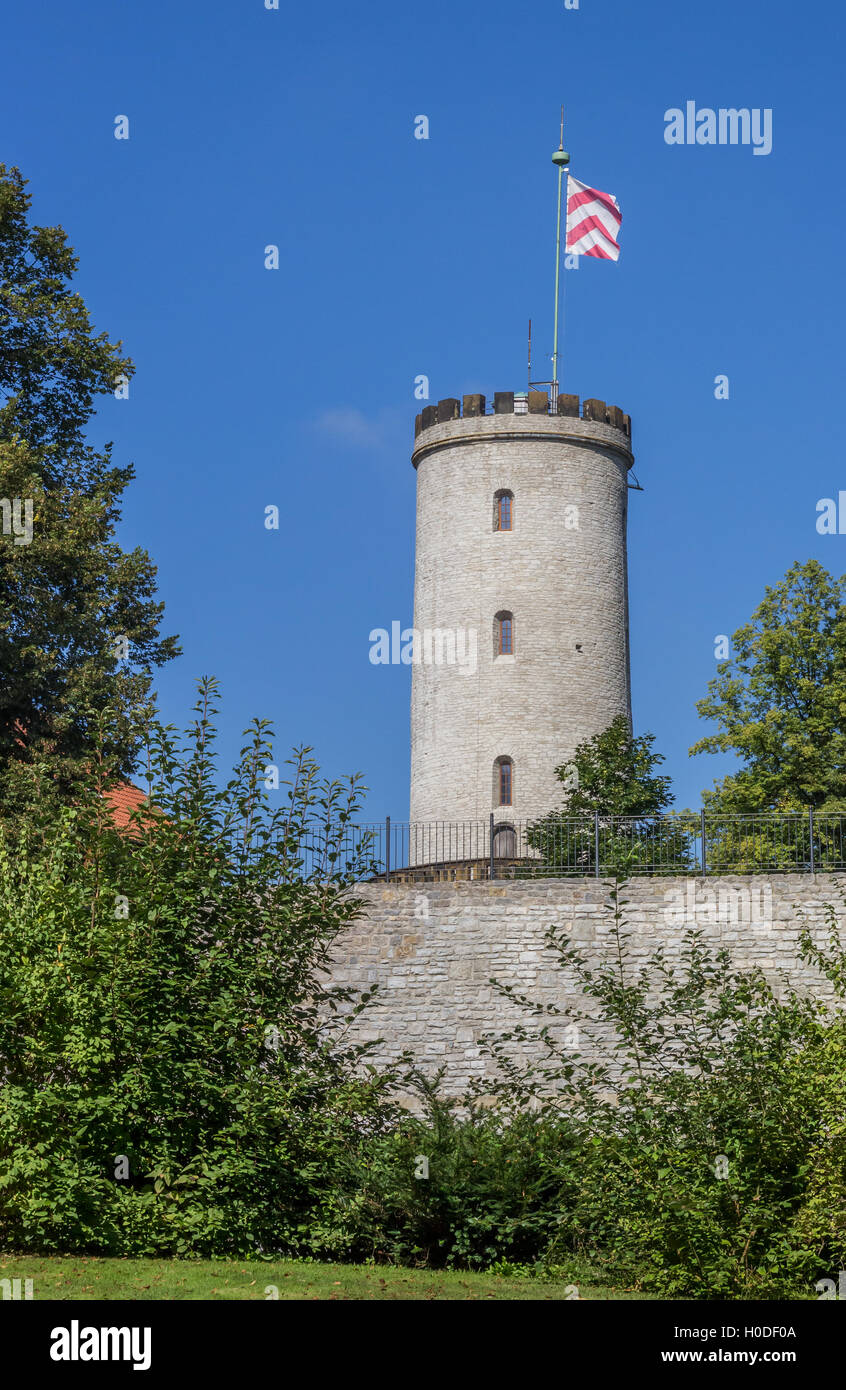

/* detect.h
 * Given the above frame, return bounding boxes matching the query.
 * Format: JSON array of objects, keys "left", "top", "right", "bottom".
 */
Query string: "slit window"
[
  {"left": 496, "top": 613, "right": 514, "bottom": 655},
  {"left": 500, "top": 761, "right": 512, "bottom": 805},
  {"left": 495, "top": 492, "right": 513, "bottom": 531},
  {"left": 495, "top": 758, "right": 513, "bottom": 806}
]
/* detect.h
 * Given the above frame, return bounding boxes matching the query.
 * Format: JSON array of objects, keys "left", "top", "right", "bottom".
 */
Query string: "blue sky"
[{"left": 2, "top": 0, "right": 843, "bottom": 816}]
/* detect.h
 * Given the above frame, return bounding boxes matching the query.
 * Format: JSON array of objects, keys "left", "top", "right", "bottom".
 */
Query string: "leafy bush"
[
  {"left": 337, "top": 1073, "right": 581, "bottom": 1269},
  {"left": 475, "top": 882, "right": 846, "bottom": 1296},
  {"left": 2, "top": 685, "right": 843, "bottom": 1295},
  {"left": 0, "top": 680, "right": 401, "bottom": 1257},
  {"left": 339, "top": 884, "right": 846, "bottom": 1296}
]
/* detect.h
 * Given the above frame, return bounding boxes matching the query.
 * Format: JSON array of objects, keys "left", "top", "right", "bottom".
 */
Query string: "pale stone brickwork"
[
  {"left": 409, "top": 406, "right": 634, "bottom": 826},
  {"left": 328, "top": 875, "right": 846, "bottom": 1095}
]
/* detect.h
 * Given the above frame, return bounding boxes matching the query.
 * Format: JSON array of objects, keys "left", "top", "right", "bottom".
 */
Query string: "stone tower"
[{"left": 409, "top": 389, "right": 634, "bottom": 834}]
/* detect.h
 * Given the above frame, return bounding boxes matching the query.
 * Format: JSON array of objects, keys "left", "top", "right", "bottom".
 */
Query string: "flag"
[{"left": 566, "top": 176, "right": 622, "bottom": 261}]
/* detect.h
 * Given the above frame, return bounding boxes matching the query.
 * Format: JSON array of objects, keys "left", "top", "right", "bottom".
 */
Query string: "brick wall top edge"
[{"left": 352, "top": 871, "right": 846, "bottom": 902}]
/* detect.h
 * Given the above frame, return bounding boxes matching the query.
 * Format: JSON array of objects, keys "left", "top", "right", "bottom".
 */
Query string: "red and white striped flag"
[{"left": 566, "top": 176, "right": 622, "bottom": 261}]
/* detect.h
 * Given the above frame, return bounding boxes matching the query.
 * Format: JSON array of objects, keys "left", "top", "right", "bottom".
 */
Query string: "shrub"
[
  {"left": 0, "top": 680, "right": 402, "bottom": 1256},
  {"left": 477, "top": 883, "right": 846, "bottom": 1296},
  {"left": 340, "top": 1073, "right": 582, "bottom": 1269}
]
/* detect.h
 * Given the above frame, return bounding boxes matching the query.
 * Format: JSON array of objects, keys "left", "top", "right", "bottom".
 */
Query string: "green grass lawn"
[{"left": 0, "top": 1254, "right": 656, "bottom": 1301}]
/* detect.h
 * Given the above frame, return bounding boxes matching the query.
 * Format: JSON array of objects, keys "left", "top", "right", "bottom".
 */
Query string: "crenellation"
[
  {"left": 413, "top": 391, "right": 632, "bottom": 440},
  {"left": 582, "top": 396, "right": 607, "bottom": 423}
]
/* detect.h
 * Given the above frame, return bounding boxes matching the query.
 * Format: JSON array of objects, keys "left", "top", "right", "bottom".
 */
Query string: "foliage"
[
  {"left": 1, "top": 676, "right": 842, "bottom": 1294},
  {"left": 475, "top": 881, "right": 846, "bottom": 1297},
  {"left": 543, "top": 716, "right": 675, "bottom": 818},
  {"left": 525, "top": 717, "right": 693, "bottom": 876},
  {"left": 691, "top": 559, "right": 846, "bottom": 816},
  {"left": 0, "top": 164, "right": 178, "bottom": 810},
  {"left": 0, "top": 163, "right": 131, "bottom": 461},
  {"left": 0, "top": 680, "right": 401, "bottom": 1257},
  {"left": 694, "top": 809, "right": 839, "bottom": 876},
  {"left": 336, "top": 1072, "right": 581, "bottom": 1270},
  {"left": 313, "top": 869, "right": 845, "bottom": 1295}
]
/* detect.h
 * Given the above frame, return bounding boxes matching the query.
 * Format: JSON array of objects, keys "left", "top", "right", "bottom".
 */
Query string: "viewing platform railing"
[{"left": 291, "top": 811, "right": 846, "bottom": 884}]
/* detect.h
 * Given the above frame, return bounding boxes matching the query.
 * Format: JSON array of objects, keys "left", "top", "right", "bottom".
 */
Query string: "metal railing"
[{"left": 293, "top": 810, "right": 846, "bottom": 883}]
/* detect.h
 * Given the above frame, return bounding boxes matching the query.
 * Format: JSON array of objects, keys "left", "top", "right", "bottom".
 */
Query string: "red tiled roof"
[
  {"left": 11, "top": 720, "right": 156, "bottom": 835},
  {"left": 103, "top": 781, "right": 149, "bottom": 831}
]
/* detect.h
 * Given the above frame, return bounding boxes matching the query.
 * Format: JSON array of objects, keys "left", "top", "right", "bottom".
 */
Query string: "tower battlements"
[{"left": 414, "top": 392, "right": 631, "bottom": 443}]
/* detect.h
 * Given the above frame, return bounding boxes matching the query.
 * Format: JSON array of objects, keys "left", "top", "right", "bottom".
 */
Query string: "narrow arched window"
[
  {"left": 499, "top": 760, "right": 513, "bottom": 805},
  {"left": 494, "top": 490, "right": 513, "bottom": 531},
  {"left": 494, "top": 756, "right": 513, "bottom": 807},
  {"left": 494, "top": 611, "right": 514, "bottom": 656}
]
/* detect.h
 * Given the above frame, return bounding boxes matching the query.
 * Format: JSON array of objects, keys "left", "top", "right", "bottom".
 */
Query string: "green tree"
[
  {"left": 546, "top": 715, "right": 674, "bottom": 817},
  {"left": 691, "top": 559, "right": 846, "bottom": 814},
  {"left": 0, "top": 164, "right": 130, "bottom": 462},
  {"left": 525, "top": 717, "right": 691, "bottom": 876},
  {"left": 0, "top": 164, "right": 178, "bottom": 807}
]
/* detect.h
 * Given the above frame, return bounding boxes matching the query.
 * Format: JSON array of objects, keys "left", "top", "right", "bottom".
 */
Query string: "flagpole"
[{"left": 551, "top": 107, "right": 570, "bottom": 412}]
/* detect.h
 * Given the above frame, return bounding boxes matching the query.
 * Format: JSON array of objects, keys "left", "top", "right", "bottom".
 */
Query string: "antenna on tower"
[{"left": 527, "top": 318, "right": 532, "bottom": 394}]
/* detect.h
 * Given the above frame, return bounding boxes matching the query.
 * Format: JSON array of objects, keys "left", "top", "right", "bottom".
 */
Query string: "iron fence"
[{"left": 293, "top": 811, "right": 846, "bottom": 883}]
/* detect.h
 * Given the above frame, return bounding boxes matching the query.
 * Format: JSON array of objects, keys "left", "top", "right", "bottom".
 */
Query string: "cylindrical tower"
[{"left": 409, "top": 389, "right": 634, "bottom": 831}]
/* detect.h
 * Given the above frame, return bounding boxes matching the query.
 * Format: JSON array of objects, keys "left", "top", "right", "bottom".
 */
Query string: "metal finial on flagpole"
[{"left": 551, "top": 106, "right": 570, "bottom": 412}]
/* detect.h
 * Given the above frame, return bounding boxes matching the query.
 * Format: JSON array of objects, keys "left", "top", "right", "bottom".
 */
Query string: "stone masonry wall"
[
  {"left": 328, "top": 875, "right": 846, "bottom": 1095},
  {"left": 409, "top": 413, "right": 633, "bottom": 826}
]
